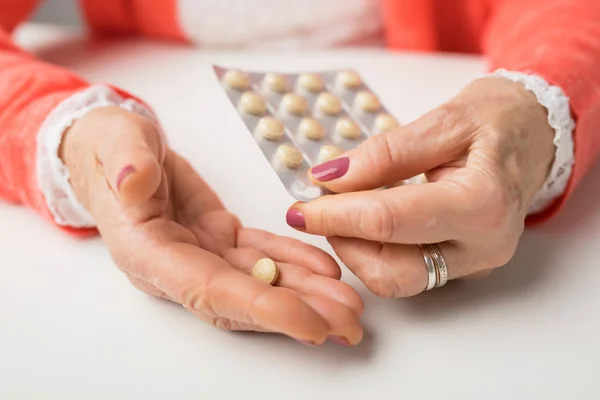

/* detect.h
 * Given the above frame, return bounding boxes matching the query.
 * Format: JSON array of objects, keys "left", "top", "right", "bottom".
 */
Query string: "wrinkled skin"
[
  {"left": 292, "top": 77, "right": 556, "bottom": 298},
  {"left": 60, "top": 106, "right": 364, "bottom": 346}
]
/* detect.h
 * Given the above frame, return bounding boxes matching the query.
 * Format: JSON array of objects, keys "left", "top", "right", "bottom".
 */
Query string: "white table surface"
[{"left": 2, "top": 24, "right": 599, "bottom": 399}]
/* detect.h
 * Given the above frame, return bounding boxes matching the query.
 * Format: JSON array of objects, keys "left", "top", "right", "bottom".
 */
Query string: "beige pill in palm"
[
  {"left": 281, "top": 93, "right": 308, "bottom": 116},
  {"left": 298, "top": 117, "right": 325, "bottom": 141},
  {"left": 255, "top": 117, "right": 285, "bottom": 141},
  {"left": 222, "top": 69, "right": 250, "bottom": 91},
  {"left": 318, "top": 144, "right": 345, "bottom": 163},
  {"left": 239, "top": 91, "right": 267, "bottom": 115},
  {"left": 275, "top": 143, "right": 304, "bottom": 169},
  {"left": 374, "top": 113, "right": 399, "bottom": 133},
  {"left": 297, "top": 73, "right": 324, "bottom": 93},
  {"left": 315, "top": 92, "right": 342, "bottom": 116},
  {"left": 262, "top": 73, "right": 289, "bottom": 94},
  {"left": 335, "top": 70, "right": 362, "bottom": 90},
  {"left": 252, "top": 258, "right": 279, "bottom": 285},
  {"left": 354, "top": 90, "right": 381, "bottom": 113},
  {"left": 335, "top": 117, "right": 361, "bottom": 140}
]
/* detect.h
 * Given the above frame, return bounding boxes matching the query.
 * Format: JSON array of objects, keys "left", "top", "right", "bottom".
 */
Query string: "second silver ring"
[{"left": 426, "top": 243, "right": 448, "bottom": 288}]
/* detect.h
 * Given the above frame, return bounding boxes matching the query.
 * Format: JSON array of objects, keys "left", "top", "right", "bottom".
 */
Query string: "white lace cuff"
[
  {"left": 36, "top": 85, "right": 157, "bottom": 228},
  {"left": 484, "top": 69, "right": 576, "bottom": 215}
]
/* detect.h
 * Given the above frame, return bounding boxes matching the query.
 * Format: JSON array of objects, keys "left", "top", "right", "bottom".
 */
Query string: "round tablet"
[
  {"left": 354, "top": 90, "right": 381, "bottom": 113},
  {"left": 298, "top": 118, "right": 325, "bottom": 141},
  {"left": 374, "top": 113, "right": 399, "bottom": 133},
  {"left": 297, "top": 73, "right": 324, "bottom": 93},
  {"left": 239, "top": 91, "right": 267, "bottom": 115},
  {"left": 335, "top": 117, "right": 361, "bottom": 140},
  {"left": 222, "top": 69, "right": 250, "bottom": 91},
  {"left": 412, "top": 173, "right": 428, "bottom": 184},
  {"left": 252, "top": 258, "right": 279, "bottom": 285},
  {"left": 261, "top": 73, "right": 289, "bottom": 94},
  {"left": 315, "top": 92, "right": 342, "bottom": 116},
  {"left": 335, "top": 70, "right": 362, "bottom": 90},
  {"left": 275, "top": 143, "right": 304, "bottom": 169},
  {"left": 318, "top": 144, "right": 345, "bottom": 163},
  {"left": 255, "top": 117, "right": 285, "bottom": 141},
  {"left": 281, "top": 93, "right": 308, "bottom": 116}
]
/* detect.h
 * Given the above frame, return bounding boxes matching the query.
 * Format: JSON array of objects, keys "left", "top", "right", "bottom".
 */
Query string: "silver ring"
[
  {"left": 426, "top": 244, "right": 448, "bottom": 288},
  {"left": 418, "top": 244, "right": 437, "bottom": 290}
]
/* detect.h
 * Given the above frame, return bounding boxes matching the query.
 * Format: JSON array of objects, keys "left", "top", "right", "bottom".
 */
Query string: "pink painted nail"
[
  {"left": 286, "top": 208, "right": 306, "bottom": 229},
  {"left": 327, "top": 336, "right": 351, "bottom": 346},
  {"left": 116, "top": 165, "right": 135, "bottom": 190},
  {"left": 311, "top": 157, "right": 350, "bottom": 182}
]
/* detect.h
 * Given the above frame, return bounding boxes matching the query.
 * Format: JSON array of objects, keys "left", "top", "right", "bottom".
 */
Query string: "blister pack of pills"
[{"left": 213, "top": 65, "right": 405, "bottom": 201}]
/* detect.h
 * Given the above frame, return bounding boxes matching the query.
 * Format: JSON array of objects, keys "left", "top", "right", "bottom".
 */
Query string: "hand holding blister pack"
[{"left": 214, "top": 66, "right": 421, "bottom": 201}]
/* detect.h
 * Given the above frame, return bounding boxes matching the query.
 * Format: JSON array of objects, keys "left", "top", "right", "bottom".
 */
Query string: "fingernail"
[
  {"left": 311, "top": 157, "right": 350, "bottom": 182},
  {"left": 286, "top": 208, "right": 306, "bottom": 229},
  {"left": 327, "top": 336, "right": 351, "bottom": 346},
  {"left": 116, "top": 164, "right": 136, "bottom": 190},
  {"left": 298, "top": 340, "right": 317, "bottom": 347}
]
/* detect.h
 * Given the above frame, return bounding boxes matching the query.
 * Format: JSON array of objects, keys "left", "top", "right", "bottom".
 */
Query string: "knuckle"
[
  {"left": 492, "top": 237, "right": 520, "bottom": 267},
  {"left": 213, "top": 317, "right": 235, "bottom": 331},
  {"left": 181, "top": 288, "right": 207, "bottom": 313},
  {"left": 363, "top": 270, "right": 397, "bottom": 299},
  {"left": 398, "top": 266, "right": 428, "bottom": 298},
  {"left": 358, "top": 199, "right": 396, "bottom": 242},
  {"left": 360, "top": 259, "right": 404, "bottom": 299},
  {"left": 180, "top": 273, "right": 215, "bottom": 314},
  {"left": 103, "top": 109, "right": 160, "bottom": 146},
  {"left": 428, "top": 103, "right": 460, "bottom": 138},
  {"left": 316, "top": 205, "right": 336, "bottom": 236},
  {"left": 103, "top": 111, "right": 140, "bottom": 134},
  {"left": 363, "top": 133, "right": 402, "bottom": 172}
]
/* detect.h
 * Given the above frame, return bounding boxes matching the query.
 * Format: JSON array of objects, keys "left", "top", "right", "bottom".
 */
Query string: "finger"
[
  {"left": 143, "top": 242, "right": 331, "bottom": 344},
  {"left": 224, "top": 247, "right": 364, "bottom": 316},
  {"left": 95, "top": 108, "right": 165, "bottom": 206},
  {"left": 236, "top": 228, "right": 342, "bottom": 279},
  {"left": 291, "top": 178, "right": 476, "bottom": 244},
  {"left": 308, "top": 107, "right": 467, "bottom": 193},
  {"left": 328, "top": 236, "right": 482, "bottom": 298},
  {"left": 300, "top": 295, "right": 364, "bottom": 346},
  {"left": 130, "top": 267, "right": 268, "bottom": 333}
]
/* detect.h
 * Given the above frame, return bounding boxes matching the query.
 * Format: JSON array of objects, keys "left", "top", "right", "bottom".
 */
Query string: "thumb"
[
  {"left": 308, "top": 107, "right": 464, "bottom": 193},
  {"left": 94, "top": 109, "right": 165, "bottom": 206}
]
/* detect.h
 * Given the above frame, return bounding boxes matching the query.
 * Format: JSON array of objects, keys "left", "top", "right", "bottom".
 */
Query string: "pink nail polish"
[
  {"left": 311, "top": 157, "right": 350, "bottom": 182},
  {"left": 286, "top": 208, "right": 306, "bottom": 229},
  {"left": 327, "top": 336, "right": 351, "bottom": 346},
  {"left": 116, "top": 165, "right": 135, "bottom": 190}
]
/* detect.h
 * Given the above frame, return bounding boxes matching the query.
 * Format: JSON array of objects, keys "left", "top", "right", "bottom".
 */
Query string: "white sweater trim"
[{"left": 485, "top": 69, "right": 576, "bottom": 215}]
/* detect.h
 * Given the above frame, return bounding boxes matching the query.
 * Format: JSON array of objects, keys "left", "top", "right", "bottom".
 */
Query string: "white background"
[{"left": 1, "top": 24, "right": 598, "bottom": 399}]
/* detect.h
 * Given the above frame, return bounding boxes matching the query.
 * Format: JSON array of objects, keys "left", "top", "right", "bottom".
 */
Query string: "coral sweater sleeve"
[
  {"left": 483, "top": 0, "right": 600, "bottom": 223},
  {"left": 0, "top": 1, "right": 152, "bottom": 236}
]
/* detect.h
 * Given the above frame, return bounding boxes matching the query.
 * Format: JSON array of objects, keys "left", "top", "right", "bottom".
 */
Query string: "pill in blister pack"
[{"left": 214, "top": 65, "right": 405, "bottom": 201}]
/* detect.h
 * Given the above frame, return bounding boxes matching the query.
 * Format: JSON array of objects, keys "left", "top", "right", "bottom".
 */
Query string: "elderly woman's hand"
[
  {"left": 287, "top": 77, "right": 556, "bottom": 298},
  {"left": 59, "top": 106, "right": 364, "bottom": 345}
]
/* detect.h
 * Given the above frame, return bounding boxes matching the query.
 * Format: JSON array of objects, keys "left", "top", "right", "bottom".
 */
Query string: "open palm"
[{"left": 61, "top": 106, "right": 364, "bottom": 346}]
